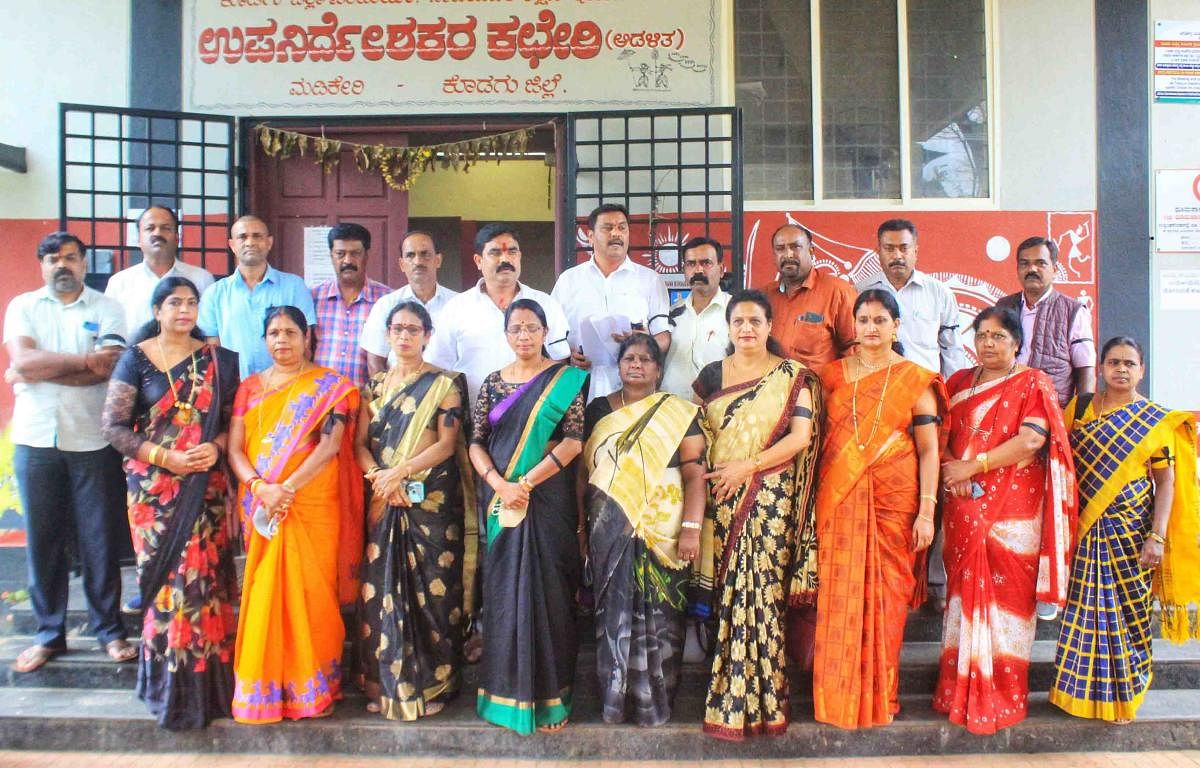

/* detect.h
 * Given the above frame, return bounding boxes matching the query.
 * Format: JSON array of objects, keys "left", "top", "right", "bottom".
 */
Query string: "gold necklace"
[
  {"left": 383, "top": 361, "right": 426, "bottom": 401},
  {"left": 851, "top": 357, "right": 894, "bottom": 451},
  {"left": 619, "top": 389, "right": 627, "bottom": 408},
  {"left": 856, "top": 351, "right": 888, "bottom": 372},
  {"left": 257, "top": 363, "right": 308, "bottom": 444},
  {"left": 155, "top": 336, "right": 199, "bottom": 413}
]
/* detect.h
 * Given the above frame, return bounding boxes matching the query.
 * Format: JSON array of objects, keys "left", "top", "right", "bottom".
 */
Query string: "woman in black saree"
[
  {"left": 101, "top": 276, "right": 240, "bottom": 730},
  {"left": 354, "top": 300, "right": 473, "bottom": 719},
  {"left": 468, "top": 298, "right": 589, "bottom": 734}
]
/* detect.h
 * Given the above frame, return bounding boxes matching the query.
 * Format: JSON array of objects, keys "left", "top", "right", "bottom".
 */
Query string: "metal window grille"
[
  {"left": 59, "top": 103, "right": 236, "bottom": 281},
  {"left": 566, "top": 107, "right": 744, "bottom": 290}
]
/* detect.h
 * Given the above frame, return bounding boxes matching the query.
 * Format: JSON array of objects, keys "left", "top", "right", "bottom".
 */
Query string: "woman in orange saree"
[
  {"left": 812, "top": 290, "right": 946, "bottom": 729},
  {"left": 226, "top": 306, "right": 363, "bottom": 723},
  {"left": 931, "top": 306, "right": 1076, "bottom": 735}
]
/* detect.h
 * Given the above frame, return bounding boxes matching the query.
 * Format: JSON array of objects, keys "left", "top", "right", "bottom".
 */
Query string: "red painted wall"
[{"left": 0, "top": 219, "right": 62, "bottom": 422}]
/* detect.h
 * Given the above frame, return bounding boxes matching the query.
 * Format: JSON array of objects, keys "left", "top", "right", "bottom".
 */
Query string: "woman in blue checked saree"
[{"left": 1050, "top": 337, "right": 1200, "bottom": 723}]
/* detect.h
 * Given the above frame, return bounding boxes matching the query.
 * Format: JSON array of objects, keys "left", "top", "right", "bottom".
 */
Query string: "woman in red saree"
[
  {"left": 226, "top": 306, "right": 363, "bottom": 723},
  {"left": 812, "top": 289, "right": 946, "bottom": 729},
  {"left": 932, "top": 306, "right": 1076, "bottom": 734}
]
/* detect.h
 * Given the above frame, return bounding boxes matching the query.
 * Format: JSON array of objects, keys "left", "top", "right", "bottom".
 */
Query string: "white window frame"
[{"left": 743, "top": 0, "right": 998, "bottom": 212}]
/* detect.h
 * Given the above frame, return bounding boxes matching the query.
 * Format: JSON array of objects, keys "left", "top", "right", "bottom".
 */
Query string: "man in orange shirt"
[{"left": 764, "top": 223, "right": 857, "bottom": 370}]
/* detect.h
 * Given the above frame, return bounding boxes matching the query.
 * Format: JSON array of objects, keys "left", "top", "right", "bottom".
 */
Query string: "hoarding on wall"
[
  {"left": 1154, "top": 19, "right": 1200, "bottom": 104},
  {"left": 743, "top": 210, "right": 1099, "bottom": 364},
  {"left": 182, "top": 0, "right": 726, "bottom": 115}
]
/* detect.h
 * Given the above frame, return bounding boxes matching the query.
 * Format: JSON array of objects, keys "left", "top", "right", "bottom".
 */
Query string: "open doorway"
[{"left": 246, "top": 118, "right": 561, "bottom": 293}]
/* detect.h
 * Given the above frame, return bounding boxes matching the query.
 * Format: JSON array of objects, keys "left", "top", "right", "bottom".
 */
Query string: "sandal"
[
  {"left": 104, "top": 639, "right": 138, "bottom": 663},
  {"left": 423, "top": 702, "right": 445, "bottom": 717},
  {"left": 463, "top": 634, "right": 483, "bottom": 665},
  {"left": 11, "top": 644, "right": 63, "bottom": 673},
  {"left": 537, "top": 718, "right": 569, "bottom": 733},
  {"left": 365, "top": 701, "right": 381, "bottom": 714}
]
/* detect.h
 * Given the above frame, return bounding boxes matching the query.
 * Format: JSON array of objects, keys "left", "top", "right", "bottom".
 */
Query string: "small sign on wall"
[
  {"left": 303, "top": 225, "right": 334, "bottom": 287},
  {"left": 1154, "top": 20, "right": 1200, "bottom": 104},
  {"left": 1155, "top": 169, "right": 1200, "bottom": 253}
]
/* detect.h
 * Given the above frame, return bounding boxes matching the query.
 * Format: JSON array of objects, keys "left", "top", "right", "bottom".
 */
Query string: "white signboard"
[
  {"left": 1155, "top": 169, "right": 1200, "bottom": 253},
  {"left": 183, "top": 0, "right": 725, "bottom": 114},
  {"left": 1154, "top": 20, "right": 1200, "bottom": 103},
  {"left": 303, "top": 226, "right": 334, "bottom": 287},
  {"left": 1160, "top": 269, "right": 1200, "bottom": 310}
]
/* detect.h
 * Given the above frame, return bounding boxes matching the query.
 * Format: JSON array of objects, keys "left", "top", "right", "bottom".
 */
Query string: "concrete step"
[
  {"left": 1, "top": 685, "right": 1200, "bottom": 758},
  {"left": 4, "top": 633, "right": 1200, "bottom": 701}
]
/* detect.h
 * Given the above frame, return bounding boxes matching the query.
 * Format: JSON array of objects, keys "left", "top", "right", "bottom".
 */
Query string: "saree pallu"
[
  {"left": 584, "top": 392, "right": 700, "bottom": 726},
  {"left": 1050, "top": 398, "right": 1200, "bottom": 721},
  {"left": 475, "top": 363, "right": 589, "bottom": 735},
  {"left": 932, "top": 367, "right": 1076, "bottom": 735},
  {"left": 125, "top": 345, "right": 239, "bottom": 730},
  {"left": 232, "top": 367, "right": 362, "bottom": 724},
  {"left": 813, "top": 359, "right": 946, "bottom": 729},
  {"left": 357, "top": 369, "right": 474, "bottom": 720},
  {"left": 695, "top": 359, "right": 821, "bottom": 741}
]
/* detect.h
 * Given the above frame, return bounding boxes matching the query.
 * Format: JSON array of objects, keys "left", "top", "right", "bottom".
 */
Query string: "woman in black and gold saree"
[
  {"left": 580, "top": 334, "right": 706, "bottom": 726},
  {"left": 468, "top": 298, "right": 588, "bottom": 735},
  {"left": 354, "top": 301, "right": 473, "bottom": 720},
  {"left": 692, "top": 289, "right": 820, "bottom": 741}
]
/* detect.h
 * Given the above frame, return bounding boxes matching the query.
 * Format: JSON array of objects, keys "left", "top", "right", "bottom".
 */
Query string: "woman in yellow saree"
[
  {"left": 1050, "top": 336, "right": 1200, "bottom": 722},
  {"left": 692, "top": 289, "right": 819, "bottom": 741},
  {"left": 227, "top": 306, "right": 363, "bottom": 723}
]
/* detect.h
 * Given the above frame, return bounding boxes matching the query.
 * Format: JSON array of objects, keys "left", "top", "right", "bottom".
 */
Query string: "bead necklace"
[
  {"left": 257, "top": 363, "right": 309, "bottom": 444},
  {"left": 154, "top": 336, "right": 199, "bottom": 414},
  {"left": 851, "top": 353, "right": 895, "bottom": 451}
]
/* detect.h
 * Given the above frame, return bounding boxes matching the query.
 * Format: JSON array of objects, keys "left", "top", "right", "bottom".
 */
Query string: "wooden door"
[{"left": 249, "top": 129, "right": 408, "bottom": 287}]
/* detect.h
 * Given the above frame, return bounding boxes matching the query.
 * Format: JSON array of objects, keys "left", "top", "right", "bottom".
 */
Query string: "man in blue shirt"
[{"left": 199, "top": 215, "right": 317, "bottom": 378}]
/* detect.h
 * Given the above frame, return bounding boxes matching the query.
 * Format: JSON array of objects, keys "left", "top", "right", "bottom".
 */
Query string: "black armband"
[
  {"left": 548, "top": 451, "right": 564, "bottom": 470},
  {"left": 322, "top": 411, "right": 348, "bottom": 434},
  {"left": 1021, "top": 421, "right": 1049, "bottom": 437},
  {"left": 912, "top": 414, "right": 942, "bottom": 427},
  {"left": 793, "top": 405, "right": 813, "bottom": 419}
]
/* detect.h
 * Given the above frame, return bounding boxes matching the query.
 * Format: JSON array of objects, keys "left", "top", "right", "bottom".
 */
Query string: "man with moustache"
[
  {"left": 856, "top": 219, "right": 967, "bottom": 379},
  {"left": 359, "top": 229, "right": 459, "bottom": 376},
  {"left": 105, "top": 205, "right": 215, "bottom": 333},
  {"left": 661, "top": 236, "right": 730, "bottom": 398},
  {"left": 764, "top": 223, "right": 857, "bottom": 370},
  {"left": 4, "top": 232, "right": 134, "bottom": 672},
  {"left": 856, "top": 218, "right": 967, "bottom": 614},
  {"left": 309, "top": 222, "right": 389, "bottom": 388},
  {"left": 198, "top": 215, "right": 316, "bottom": 378},
  {"left": 551, "top": 203, "right": 671, "bottom": 401},
  {"left": 426, "top": 222, "right": 570, "bottom": 402},
  {"left": 996, "top": 236, "right": 1095, "bottom": 407}
]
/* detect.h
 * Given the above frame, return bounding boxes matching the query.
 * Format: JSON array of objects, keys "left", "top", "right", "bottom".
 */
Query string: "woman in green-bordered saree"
[{"left": 468, "top": 298, "right": 588, "bottom": 735}]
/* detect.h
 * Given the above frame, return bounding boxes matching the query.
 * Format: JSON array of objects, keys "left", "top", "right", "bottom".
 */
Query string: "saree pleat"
[
  {"left": 1050, "top": 398, "right": 1200, "bottom": 721},
  {"left": 584, "top": 393, "right": 699, "bottom": 725},
  {"left": 124, "top": 346, "right": 239, "bottom": 730},
  {"left": 695, "top": 359, "right": 820, "bottom": 741},
  {"left": 813, "top": 359, "right": 944, "bottom": 729},
  {"left": 474, "top": 363, "right": 589, "bottom": 735},
  {"left": 932, "top": 367, "right": 1076, "bottom": 735},
  {"left": 357, "top": 369, "right": 472, "bottom": 720},
  {"left": 232, "top": 367, "right": 361, "bottom": 724}
]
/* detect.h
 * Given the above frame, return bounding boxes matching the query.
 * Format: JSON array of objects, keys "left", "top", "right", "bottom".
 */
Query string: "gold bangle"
[
  {"left": 146, "top": 445, "right": 160, "bottom": 465},
  {"left": 920, "top": 493, "right": 938, "bottom": 504},
  {"left": 753, "top": 455, "right": 763, "bottom": 470},
  {"left": 281, "top": 480, "right": 297, "bottom": 494},
  {"left": 918, "top": 513, "right": 936, "bottom": 522},
  {"left": 518, "top": 475, "right": 535, "bottom": 492},
  {"left": 977, "top": 451, "right": 989, "bottom": 474},
  {"left": 248, "top": 477, "right": 263, "bottom": 495},
  {"left": 1148, "top": 531, "right": 1166, "bottom": 544}
]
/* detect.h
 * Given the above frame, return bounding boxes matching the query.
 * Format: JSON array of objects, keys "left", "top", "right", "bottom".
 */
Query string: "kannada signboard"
[
  {"left": 183, "top": 0, "right": 727, "bottom": 114},
  {"left": 1154, "top": 19, "right": 1200, "bottom": 103},
  {"left": 1155, "top": 169, "right": 1200, "bottom": 253}
]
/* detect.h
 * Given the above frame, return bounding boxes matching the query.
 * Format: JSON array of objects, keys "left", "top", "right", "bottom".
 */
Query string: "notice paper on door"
[{"left": 303, "top": 226, "right": 334, "bottom": 287}]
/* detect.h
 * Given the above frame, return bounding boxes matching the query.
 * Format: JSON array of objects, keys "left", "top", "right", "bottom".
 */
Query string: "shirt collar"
[
  {"left": 1025, "top": 288, "right": 1056, "bottom": 309},
  {"left": 236, "top": 264, "right": 279, "bottom": 288},
  {"left": 587, "top": 256, "right": 635, "bottom": 279},
  {"left": 475, "top": 278, "right": 528, "bottom": 301},
  {"left": 691, "top": 288, "right": 730, "bottom": 313},
  {"left": 140, "top": 259, "right": 179, "bottom": 280},
  {"left": 36, "top": 284, "right": 93, "bottom": 306}
]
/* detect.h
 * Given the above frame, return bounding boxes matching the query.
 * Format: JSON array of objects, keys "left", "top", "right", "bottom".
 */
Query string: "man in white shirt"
[
  {"left": 105, "top": 206, "right": 215, "bottom": 335},
  {"left": 855, "top": 219, "right": 967, "bottom": 379},
  {"left": 360, "top": 229, "right": 459, "bottom": 376},
  {"left": 3, "top": 232, "right": 134, "bottom": 672},
  {"left": 551, "top": 203, "right": 671, "bottom": 401},
  {"left": 426, "top": 223, "right": 570, "bottom": 402},
  {"left": 661, "top": 236, "right": 730, "bottom": 399}
]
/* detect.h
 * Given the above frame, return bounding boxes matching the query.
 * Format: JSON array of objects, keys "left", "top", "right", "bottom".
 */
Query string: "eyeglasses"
[
  {"left": 388, "top": 323, "right": 426, "bottom": 336},
  {"left": 505, "top": 323, "right": 544, "bottom": 337}
]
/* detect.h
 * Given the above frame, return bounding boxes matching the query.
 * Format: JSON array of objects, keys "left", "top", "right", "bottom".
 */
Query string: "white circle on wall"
[{"left": 986, "top": 235, "right": 1010, "bottom": 262}]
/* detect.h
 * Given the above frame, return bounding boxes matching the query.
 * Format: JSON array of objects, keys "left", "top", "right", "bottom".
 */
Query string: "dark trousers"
[{"left": 13, "top": 444, "right": 126, "bottom": 648}]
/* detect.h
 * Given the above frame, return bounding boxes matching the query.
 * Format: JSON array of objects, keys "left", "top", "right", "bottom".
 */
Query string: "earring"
[{"left": 892, "top": 332, "right": 899, "bottom": 343}]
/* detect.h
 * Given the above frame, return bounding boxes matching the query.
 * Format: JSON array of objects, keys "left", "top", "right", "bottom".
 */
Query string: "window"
[{"left": 736, "top": 0, "right": 991, "bottom": 202}]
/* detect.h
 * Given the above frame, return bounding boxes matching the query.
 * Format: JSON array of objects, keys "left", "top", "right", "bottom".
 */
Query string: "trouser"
[{"left": 14, "top": 444, "right": 126, "bottom": 648}]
